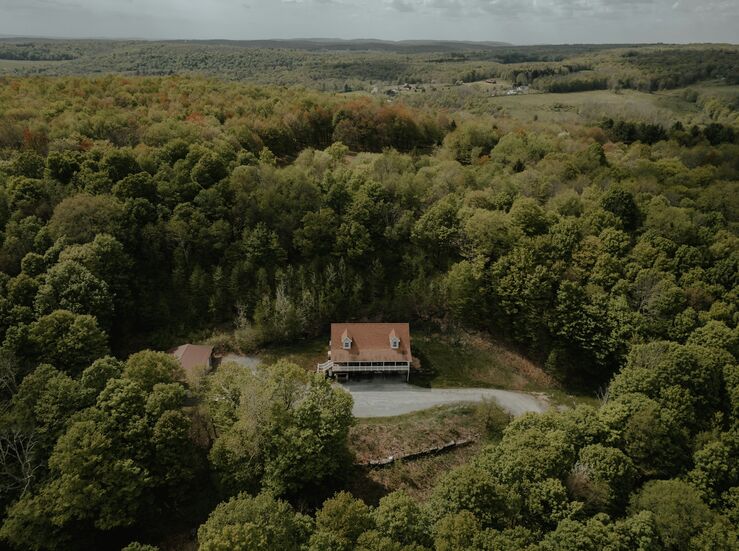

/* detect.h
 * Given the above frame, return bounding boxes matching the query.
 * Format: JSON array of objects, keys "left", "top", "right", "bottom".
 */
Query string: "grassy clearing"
[
  {"left": 348, "top": 442, "right": 483, "bottom": 504},
  {"left": 346, "top": 401, "right": 509, "bottom": 503},
  {"left": 257, "top": 337, "right": 328, "bottom": 371},
  {"left": 485, "top": 88, "right": 705, "bottom": 125},
  {"left": 349, "top": 403, "right": 490, "bottom": 463},
  {"left": 412, "top": 330, "right": 555, "bottom": 391}
]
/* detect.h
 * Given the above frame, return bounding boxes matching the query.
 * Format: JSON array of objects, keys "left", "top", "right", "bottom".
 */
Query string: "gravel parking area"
[{"left": 339, "top": 378, "right": 549, "bottom": 418}]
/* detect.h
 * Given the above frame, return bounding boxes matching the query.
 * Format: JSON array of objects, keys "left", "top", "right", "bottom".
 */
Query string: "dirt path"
[{"left": 339, "top": 379, "right": 549, "bottom": 418}]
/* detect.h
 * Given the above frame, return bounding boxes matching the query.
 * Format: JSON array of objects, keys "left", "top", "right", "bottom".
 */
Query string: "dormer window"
[
  {"left": 389, "top": 329, "right": 400, "bottom": 349},
  {"left": 341, "top": 329, "right": 352, "bottom": 350}
]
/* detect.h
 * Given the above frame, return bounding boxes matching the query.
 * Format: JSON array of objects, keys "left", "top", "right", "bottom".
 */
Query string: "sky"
[{"left": 0, "top": 0, "right": 737, "bottom": 44}]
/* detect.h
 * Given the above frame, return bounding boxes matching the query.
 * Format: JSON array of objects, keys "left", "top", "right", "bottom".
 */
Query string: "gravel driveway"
[{"left": 339, "top": 379, "right": 549, "bottom": 418}]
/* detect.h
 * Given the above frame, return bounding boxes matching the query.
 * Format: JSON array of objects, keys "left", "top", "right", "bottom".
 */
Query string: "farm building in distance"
[
  {"left": 317, "top": 323, "right": 412, "bottom": 381},
  {"left": 170, "top": 343, "right": 214, "bottom": 379}
]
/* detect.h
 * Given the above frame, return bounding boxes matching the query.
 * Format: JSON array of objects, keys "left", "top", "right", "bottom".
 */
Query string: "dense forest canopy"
[
  {"left": 0, "top": 40, "right": 737, "bottom": 551},
  {"left": 1, "top": 39, "right": 737, "bottom": 92}
]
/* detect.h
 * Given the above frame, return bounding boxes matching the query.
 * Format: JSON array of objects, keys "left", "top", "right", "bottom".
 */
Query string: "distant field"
[{"left": 482, "top": 88, "right": 706, "bottom": 125}]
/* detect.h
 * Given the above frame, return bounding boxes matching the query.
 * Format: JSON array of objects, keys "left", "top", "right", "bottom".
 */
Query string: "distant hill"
[{"left": 168, "top": 38, "right": 513, "bottom": 53}]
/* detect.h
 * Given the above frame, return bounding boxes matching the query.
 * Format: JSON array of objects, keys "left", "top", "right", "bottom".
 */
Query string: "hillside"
[{"left": 0, "top": 40, "right": 737, "bottom": 551}]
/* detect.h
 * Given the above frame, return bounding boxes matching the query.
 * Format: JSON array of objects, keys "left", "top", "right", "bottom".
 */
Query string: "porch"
[{"left": 317, "top": 360, "right": 411, "bottom": 381}]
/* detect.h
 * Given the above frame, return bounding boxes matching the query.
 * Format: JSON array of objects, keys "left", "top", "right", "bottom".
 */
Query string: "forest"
[{"left": 0, "top": 40, "right": 737, "bottom": 551}]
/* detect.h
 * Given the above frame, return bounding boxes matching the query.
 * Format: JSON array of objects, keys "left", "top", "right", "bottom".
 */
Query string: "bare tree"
[
  {"left": 0, "top": 428, "right": 40, "bottom": 498},
  {"left": 0, "top": 351, "right": 18, "bottom": 415}
]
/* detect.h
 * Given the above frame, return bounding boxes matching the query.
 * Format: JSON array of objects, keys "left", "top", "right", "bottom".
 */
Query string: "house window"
[
  {"left": 343, "top": 338, "right": 351, "bottom": 350},
  {"left": 391, "top": 338, "right": 399, "bottom": 349}
]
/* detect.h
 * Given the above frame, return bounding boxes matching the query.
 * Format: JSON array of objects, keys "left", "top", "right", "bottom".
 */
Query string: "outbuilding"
[{"left": 170, "top": 343, "right": 214, "bottom": 379}]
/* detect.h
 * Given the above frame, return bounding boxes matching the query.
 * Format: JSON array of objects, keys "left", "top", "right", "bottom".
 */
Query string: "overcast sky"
[{"left": 1, "top": 0, "right": 737, "bottom": 44}]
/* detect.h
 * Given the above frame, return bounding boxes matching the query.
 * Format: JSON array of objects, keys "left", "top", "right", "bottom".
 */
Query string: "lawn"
[
  {"left": 257, "top": 337, "right": 328, "bottom": 371},
  {"left": 411, "top": 330, "right": 555, "bottom": 391}
]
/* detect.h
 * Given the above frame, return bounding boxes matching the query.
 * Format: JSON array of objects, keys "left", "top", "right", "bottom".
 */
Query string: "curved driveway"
[{"left": 339, "top": 379, "right": 549, "bottom": 418}]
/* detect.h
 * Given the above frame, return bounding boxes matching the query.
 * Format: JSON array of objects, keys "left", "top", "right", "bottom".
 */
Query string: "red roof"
[
  {"left": 170, "top": 344, "right": 213, "bottom": 375},
  {"left": 330, "top": 323, "right": 411, "bottom": 363}
]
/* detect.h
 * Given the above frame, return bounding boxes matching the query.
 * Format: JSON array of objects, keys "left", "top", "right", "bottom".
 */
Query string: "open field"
[{"left": 470, "top": 87, "right": 705, "bottom": 125}]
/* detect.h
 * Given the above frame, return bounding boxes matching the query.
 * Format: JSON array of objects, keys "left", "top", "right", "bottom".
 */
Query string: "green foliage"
[
  {"left": 629, "top": 479, "right": 715, "bottom": 550},
  {"left": 1, "top": 357, "right": 203, "bottom": 549},
  {"left": 18, "top": 310, "right": 109, "bottom": 376},
  {"left": 442, "top": 122, "right": 499, "bottom": 164},
  {"left": 428, "top": 464, "right": 512, "bottom": 529},
  {"left": 310, "top": 491, "right": 374, "bottom": 550},
  {"left": 373, "top": 491, "right": 431, "bottom": 547},
  {"left": 432, "top": 511, "right": 480, "bottom": 551},
  {"left": 207, "top": 361, "right": 354, "bottom": 498},
  {"left": 0, "top": 57, "right": 736, "bottom": 550},
  {"left": 197, "top": 492, "right": 311, "bottom": 551},
  {"left": 567, "top": 444, "right": 636, "bottom": 514},
  {"left": 121, "top": 543, "right": 159, "bottom": 551},
  {"left": 122, "top": 350, "right": 187, "bottom": 392}
]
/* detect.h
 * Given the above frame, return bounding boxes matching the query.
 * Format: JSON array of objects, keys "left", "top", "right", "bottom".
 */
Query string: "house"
[
  {"left": 317, "top": 323, "right": 412, "bottom": 381},
  {"left": 170, "top": 343, "right": 214, "bottom": 378}
]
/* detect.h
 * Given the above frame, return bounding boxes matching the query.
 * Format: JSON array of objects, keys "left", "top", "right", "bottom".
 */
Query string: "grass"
[
  {"left": 257, "top": 337, "right": 328, "bottom": 371},
  {"left": 346, "top": 402, "right": 508, "bottom": 503},
  {"left": 484, "top": 88, "right": 705, "bottom": 125},
  {"left": 349, "top": 403, "right": 489, "bottom": 463},
  {"left": 348, "top": 443, "right": 483, "bottom": 504},
  {"left": 412, "top": 330, "right": 555, "bottom": 391}
]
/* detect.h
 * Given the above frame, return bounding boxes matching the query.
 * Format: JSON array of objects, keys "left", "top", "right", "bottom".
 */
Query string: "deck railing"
[
  {"left": 330, "top": 364, "right": 409, "bottom": 372},
  {"left": 317, "top": 360, "right": 334, "bottom": 373}
]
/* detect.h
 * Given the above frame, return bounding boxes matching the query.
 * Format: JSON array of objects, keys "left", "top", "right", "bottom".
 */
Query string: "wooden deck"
[{"left": 317, "top": 360, "right": 410, "bottom": 381}]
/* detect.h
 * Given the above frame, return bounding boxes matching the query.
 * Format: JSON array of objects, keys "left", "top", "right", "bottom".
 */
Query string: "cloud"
[
  {"left": 0, "top": 0, "right": 736, "bottom": 42},
  {"left": 384, "top": 0, "right": 416, "bottom": 12},
  {"left": 380, "top": 0, "right": 739, "bottom": 18}
]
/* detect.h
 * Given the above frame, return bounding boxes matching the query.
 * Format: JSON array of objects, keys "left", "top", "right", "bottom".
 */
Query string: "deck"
[{"left": 317, "top": 359, "right": 410, "bottom": 381}]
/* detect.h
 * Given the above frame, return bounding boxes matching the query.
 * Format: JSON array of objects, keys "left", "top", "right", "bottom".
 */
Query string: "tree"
[
  {"left": 191, "top": 151, "right": 229, "bottom": 187},
  {"left": 412, "top": 196, "right": 461, "bottom": 266},
  {"left": 122, "top": 350, "right": 186, "bottom": 392},
  {"left": 34, "top": 260, "right": 114, "bottom": 327},
  {"left": 598, "top": 393, "right": 689, "bottom": 479},
  {"left": 432, "top": 511, "right": 480, "bottom": 551},
  {"left": 1, "top": 372, "right": 201, "bottom": 549},
  {"left": 509, "top": 197, "right": 549, "bottom": 237},
  {"left": 567, "top": 444, "right": 636, "bottom": 514},
  {"left": 197, "top": 492, "right": 311, "bottom": 551},
  {"left": 208, "top": 361, "right": 354, "bottom": 498},
  {"left": 113, "top": 172, "right": 158, "bottom": 202},
  {"left": 309, "top": 491, "right": 374, "bottom": 550},
  {"left": 428, "top": 464, "right": 512, "bottom": 530},
  {"left": 461, "top": 208, "right": 517, "bottom": 260},
  {"left": 47, "top": 194, "right": 124, "bottom": 244},
  {"left": 442, "top": 122, "right": 499, "bottom": 164},
  {"left": 79, "top": 356, "right": 124, "bottom": 396},
  {"left": 629, "top": 479, "right": 715, "bottom": 551},
  {"left": 687, "top": 321, "right": 739, "bottom": 358},
  {"left": 600, "top": 188, "right": 640, "bottom": 231},
  {"left": 9, "top": 363, "right": 87, "bottom": 462},
  {"left": 23, "top": 310, "right": 109, "bottom": 376},
  {"left": 688, "top": 432, "right": 739, "bottom": 508},
  {"left": 100, "top": 148, "right": 140, "bottom": 182},
  {"left": 373, "top": 490, "right": 431, "bottom": 547}
]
